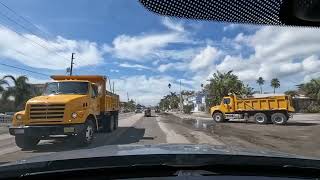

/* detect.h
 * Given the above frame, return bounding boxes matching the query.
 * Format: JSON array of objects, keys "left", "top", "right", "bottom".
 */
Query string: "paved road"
[{"left": 0, "top": 112, "right": 222, "bottom": 164}]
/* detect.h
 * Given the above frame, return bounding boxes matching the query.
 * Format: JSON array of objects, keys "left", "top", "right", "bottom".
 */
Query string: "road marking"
[{"left": 156, "top": 116, "right": 189, "bottom": 144}]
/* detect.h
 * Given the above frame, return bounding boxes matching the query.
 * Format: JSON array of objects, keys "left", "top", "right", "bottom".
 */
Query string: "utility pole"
[
  {"left": 127, "top": 92, "right": 129, "bottom": 102},
  {"left": 70, "top": 53, "right": 75, "bottom": 76},
  {"left": 180, "top": 80, "right": 183, "bottom": 112}
]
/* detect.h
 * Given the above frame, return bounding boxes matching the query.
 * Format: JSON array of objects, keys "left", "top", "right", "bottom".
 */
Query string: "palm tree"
[
  {"left": 0, "top": 79, "right": 9, "bottom": 94},
  {"left": 3, "top": 75, "right": 31, "bottom": 109},
  {"left": 298, "top": 78, "right": 320, "bottom": 103},
  {"left": 270, "top": 78, "right": 280, "bottom": 94},
  {"left": 256, "top": 77, "right": 265, "bottom": 94}
]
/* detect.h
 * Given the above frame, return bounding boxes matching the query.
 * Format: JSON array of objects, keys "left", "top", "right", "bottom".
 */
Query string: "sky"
[{"left": 0, "top": 0, "right": 320, "bottom": 105}]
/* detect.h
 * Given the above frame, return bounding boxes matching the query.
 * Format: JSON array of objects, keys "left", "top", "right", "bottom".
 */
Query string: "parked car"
[{"left": 144, "top": 108, "right": 151, "bottom": 117}]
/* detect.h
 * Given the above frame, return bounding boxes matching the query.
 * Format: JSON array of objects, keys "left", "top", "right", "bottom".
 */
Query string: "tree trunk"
[{"left": 273, "top": 88, "right": 275, "bottom": 94}]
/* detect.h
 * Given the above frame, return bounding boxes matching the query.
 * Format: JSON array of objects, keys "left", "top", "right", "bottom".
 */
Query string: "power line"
[
  {"left": 0, "top": 1, "right": 53, "bottom": 39},
  {"left": 0, "top": 11, "right": 70, "bottom": 62},
  {"left": 0, "top": 1, "right": 89, "bottom": 65},
  {"left": 0, "top": 62, "right": 50, "bottom": 77}
]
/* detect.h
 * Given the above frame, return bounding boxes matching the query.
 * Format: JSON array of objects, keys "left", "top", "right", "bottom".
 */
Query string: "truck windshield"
[{"left": 43, "top": 82, "right": 89, "bottom": 95}]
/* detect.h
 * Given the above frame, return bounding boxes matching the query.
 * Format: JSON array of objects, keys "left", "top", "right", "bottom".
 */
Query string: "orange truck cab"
[{"left": 9, "top": 75, "right": 119, "bottom": 149}]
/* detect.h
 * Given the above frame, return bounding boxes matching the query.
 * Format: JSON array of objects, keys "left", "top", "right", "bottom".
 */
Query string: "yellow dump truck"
[
  {"left": 210, "top": 94, "right": 295, "bottom": 125},
  {"left": 9, "top": 75, "right": 119, "bottom": 149}
]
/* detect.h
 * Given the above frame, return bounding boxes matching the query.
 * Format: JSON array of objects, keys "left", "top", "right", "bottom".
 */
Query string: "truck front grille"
[{"left": 29, "top": 104, "right": 65, "bottom": 120}]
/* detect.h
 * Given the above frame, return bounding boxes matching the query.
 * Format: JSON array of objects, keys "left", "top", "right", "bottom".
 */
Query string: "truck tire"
[
  {"left": 15, "top": 135, "right": 40, "bottom": 149},
  {"left": 271, "top": 113, "right": 287, "bottom": 125},
  {"left": 101, "top": 115, "right": 114, "bottom": 133},
  {"left": 76, "top": 120, "right": 95, "bottom": 146},
  {"left": 254, "top": 113, "right": 268, "bottom": 124},
  {"left": 212, "top": 112, "right": 225, "bottom": 122},
  {"left": 113, "top": 112, "right": 119, "bottom": 130}
]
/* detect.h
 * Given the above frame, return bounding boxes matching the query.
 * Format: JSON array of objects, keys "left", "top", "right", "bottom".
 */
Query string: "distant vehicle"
[
  {"left": 155, "top": 108, "right": 160, "bottom": 113},
  {"left": 210, "top": 94, "right": 295, "bottom": 125},
  {"left": 135, "top": 108, "right": 142, "bottom": 113},
  {"left": 144, "top": 108, "right": 151, "bottom": 117},
  {"left": 9, "top": 75, "right": 120, "bottom": 149}
]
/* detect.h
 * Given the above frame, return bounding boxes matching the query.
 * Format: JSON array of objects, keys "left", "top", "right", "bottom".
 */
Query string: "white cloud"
[
  {"left": 0, "top": 26, "right": 104, "bottom": 70},
  {"left": 110, "top": 69, "right": 119, "bottom": 73},
  {"left": 214, "top": 27, "right": 320, "bottom": 84},
  {"left": 162, "top": 17, "right": 185, "bottom": 32},
  {"left": 158, "top": 62, "right": 188, "bottom": 72},
  {"left": 189, "top": 46, "right": 220, "bottom": 71},
  {"left": 223, "top": 24, "right": 239, "bottom": 31},
  {"left": 105, "top": 32, "right": 187, "bottom": 61},
  {"left": 114, "top": 75, "right": 188, "bottom": 106},
  {"left": 105, "top": 17, "right": 197, "bottom": 62},
  {"left": 119, "top": 63, "right": 152, "bottom": 70}
]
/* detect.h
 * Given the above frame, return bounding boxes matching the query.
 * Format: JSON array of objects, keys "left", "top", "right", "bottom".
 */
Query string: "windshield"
[
  {"left": 0, "top": 0, "right": 319, "bottom": 171},
  {"left": 43, "top": 82, "right": 88, "bottom": 95}
]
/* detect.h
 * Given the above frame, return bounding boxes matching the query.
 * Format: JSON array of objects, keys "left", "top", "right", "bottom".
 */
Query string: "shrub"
[
  {"left": 305, "top": 105, "right": 320, "bottom": 113},
  {"left": 183, "top": 105, "right": 193, "bottom": 114}
]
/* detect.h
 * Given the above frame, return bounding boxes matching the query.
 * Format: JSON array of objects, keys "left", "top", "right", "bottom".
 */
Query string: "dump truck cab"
[
  {"left": 210, "top": 94, "right": 295, "bottom": 125},
  {"left": 10, "top": 75, "right": 119, "bottom": 149}
]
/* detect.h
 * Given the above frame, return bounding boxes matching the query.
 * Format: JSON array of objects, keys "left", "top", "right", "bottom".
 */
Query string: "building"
[{"left": 183, "top": 92, "right": 206, "bottom": 112}]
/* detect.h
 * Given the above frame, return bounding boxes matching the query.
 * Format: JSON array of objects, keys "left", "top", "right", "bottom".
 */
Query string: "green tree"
[
  {"left": 298, "top": 78, "right": 320, "bottom": 103},
  {"left": 204, "top": 71, "right": 253, "bottom": 107},
  {"left": 126, "top": 99, "right": 136, "bottom": 111},
  {"left": 3, "top": 75, "right": 32, "bottom": 110},
  {"left": 284, "top": 90, "right": 298, "bottom": 97},
  {"left": 271, "top": 78, "right": 280, "bottom": 93},
  {"left": 0, "top": 79, "right": 9, "bottom": 94},
  {"left": 159, "top": 92, "right": 180, "bottom": 110},
  {"left": 256, "top": 77, "right": 265, "bottom": 94},
  {"left": 181, "top": 90, "right": 195, "bottom": 96}
]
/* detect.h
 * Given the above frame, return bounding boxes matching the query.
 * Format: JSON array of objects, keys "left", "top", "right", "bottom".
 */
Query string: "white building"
[{"left": 183, "top": 92, "right": 206, "bottom": 112}]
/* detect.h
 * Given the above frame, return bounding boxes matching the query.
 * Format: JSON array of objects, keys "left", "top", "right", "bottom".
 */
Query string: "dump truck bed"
[
  {"left": 105, "top": 91, "right": 119, "bottom": 112},
  {"left": 235, "top": 96, "right": 292, "bottom": 112}
]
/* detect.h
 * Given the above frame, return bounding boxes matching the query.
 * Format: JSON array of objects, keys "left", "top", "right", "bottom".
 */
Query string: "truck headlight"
[
  {"left": 16, "top": 114, "right": 23, "bottom": 120},
  {"left": 71, "top": 112, "right": 78, "bottom": 119}
]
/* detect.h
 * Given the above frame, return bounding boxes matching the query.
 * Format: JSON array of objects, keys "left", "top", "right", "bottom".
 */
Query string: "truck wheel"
[
  {"left": 271, "top": 113, "right": 287, "bottom": 125},
  {"left": 77, "top": 120, "right": 95, "bottom": 146},
  {"left": 113, "top": 112, "right": 118, "bottom": 130},
  {"left": 212, "top": 112, "right": 225, "bottom": 122},
  {"left": 254, "top": 113, "right": 268, "bottom": 124},
  {"left": 101, "top": 115, "right": 113, "bottom": 133},
  {"left": 15, "top": 135, "right": 40, "bottom": 149}
]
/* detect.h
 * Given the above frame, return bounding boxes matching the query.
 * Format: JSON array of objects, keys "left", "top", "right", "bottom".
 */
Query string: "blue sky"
[{"left": 0, "top": 0, "right": 320, "bottom": 105}]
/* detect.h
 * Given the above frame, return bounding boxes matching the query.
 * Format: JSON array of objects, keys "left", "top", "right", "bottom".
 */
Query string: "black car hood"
[
  {"left": 6, "top": 144, "right": 312, "bottom": 165},
  {"left": 0, "top": 144, "right": 319, "bottom": 179}
]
